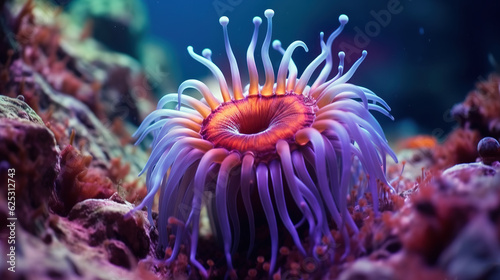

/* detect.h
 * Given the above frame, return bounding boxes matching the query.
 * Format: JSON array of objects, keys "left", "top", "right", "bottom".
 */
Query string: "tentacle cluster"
[{"left": 129, "top": 9, "right": 397, "bottom": 278}]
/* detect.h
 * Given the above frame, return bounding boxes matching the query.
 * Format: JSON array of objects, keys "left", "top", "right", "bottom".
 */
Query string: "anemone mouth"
[{"left": 201, "top": 93, "right": 317, "bottom": 160}]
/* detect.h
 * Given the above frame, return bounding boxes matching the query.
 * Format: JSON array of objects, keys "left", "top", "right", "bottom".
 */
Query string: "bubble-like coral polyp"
[{"left": 130, "top": 9, "right": 397, "bottom": 278}]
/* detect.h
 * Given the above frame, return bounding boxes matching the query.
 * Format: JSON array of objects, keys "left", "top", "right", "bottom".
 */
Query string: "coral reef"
[
  {"left": 1, "top": 0, "right": 156, "bottom": 125},
  {"left": 338, "top": 161, "right": 500, "bottom": 280},
  {"left": 1, "top": 0, "right": 500, "bottom": 279},
  {"left": 335, "top": 73, "right": 500, "bottom": 280},
  {"left": 0, "top": 1, "right": 156, "bottom": 279}
]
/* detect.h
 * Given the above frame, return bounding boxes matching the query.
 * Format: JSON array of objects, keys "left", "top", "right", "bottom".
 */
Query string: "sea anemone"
[{"left": 129, "top": 9, "right": 397, "bottom": 277}]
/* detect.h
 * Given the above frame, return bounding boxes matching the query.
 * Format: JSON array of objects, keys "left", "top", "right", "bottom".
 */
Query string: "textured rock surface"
[
  {"left": 441, "top": 162, "right": 500, "bottom": 194},
  {"left": 439, "top": 215, "right": 500, "bottom": 280},
  {"left": 1, "top": 1, "right": 155, "bottom": 279},
  {"left": 0, "top": 95, "right": 44, "bottom": 124},
  {"left": 67, "top": 197, "right": 151, "bottom": 259},
  {"left": 339, "top": 161, "right": 500, "bottom": 280},
  {"left": 0, "top": 199, "right": 158, "bottom": 280},
  {"left": 1, "top": 0, "right": 151, "bottom": 214},
  {"left": 0, "top": 95, "right": 59, "bottom": 232}
]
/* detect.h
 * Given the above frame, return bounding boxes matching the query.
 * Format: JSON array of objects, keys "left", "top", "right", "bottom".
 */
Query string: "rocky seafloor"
[{"left": 1, "top": 1, "right": 500, "bottom": 279}]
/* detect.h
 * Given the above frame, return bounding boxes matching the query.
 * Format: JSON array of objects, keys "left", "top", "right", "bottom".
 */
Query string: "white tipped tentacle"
[
  {"left": 311, "top": 51, "right": 346, "bottom": 98},
  {"left": 332, "top": 50, "right": 368, "bottom": 86},
  {"left": 247, "top": 16, "right": 262, "bottom": 96},
  {"left": 295, "top": 14, "right": 349, "bottom": 95},
  {"left": 132, "top": 109, "right": 202, "bottom": 140},
  {"left": 202, "top": 48, "right": 212, "bottom": 61},
  {"left": 261, "top": 9, "right": 275, "bottom": 96},
  {"left": 273, "top": 40, "right": 299, "bottom": 93},
  {"left": 311, "top": 32, "right": 331, "bottom": 91},
  {"left": 220, "top": 16, "right": 244, "bottom": 100},
  {"left": 275, "top": 41, "right": 308, "bottom": 95},
  {"left": 187, "top": 46, "right": 232, "bottom": 102}
]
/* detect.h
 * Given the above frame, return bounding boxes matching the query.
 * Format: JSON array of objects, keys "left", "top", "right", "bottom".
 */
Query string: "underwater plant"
[{"left": 130, "top": 9, "right": 397, "bottom": 277}]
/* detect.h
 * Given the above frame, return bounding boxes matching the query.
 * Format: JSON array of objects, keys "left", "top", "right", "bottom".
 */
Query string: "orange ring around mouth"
[{"left": 200, "top": 93, "right": 317, "bottom": 161}]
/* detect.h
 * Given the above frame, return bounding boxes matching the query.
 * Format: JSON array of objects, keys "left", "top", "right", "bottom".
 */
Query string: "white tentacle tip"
[
  {"left": 219, "top": 16, "right": 229, "bottom": 26},
  {"left": 272, "top": 40, "right": 281, "bottom": 50},
  {"left": 202, "top": 48, "right": 212, "bottom": 59},
  {"left": 264, "top": 9, "right": 274, "bottom": 18},
  {"left": 253, "top": 16, "right": 262, "bottom": 25},
  {"left": 187, "top": 46, "right": 194, "bottom": 52},
  {"left": 362, "top": 50, "right": 368, "bottom": 57},
  {"left": 339, "top": 14, "right": 349, "bottom": 25},
  {"left": 338, "top": 51, "right": 346, "bottom": 59}
]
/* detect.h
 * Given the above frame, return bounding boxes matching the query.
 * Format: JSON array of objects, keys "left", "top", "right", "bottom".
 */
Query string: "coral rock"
[
  {"left": 338, "top": 259, "right": 394, "bottom": 280},
  {"left": 0, "top": 95, "right": 59, "bottom": 232},
  {"left": 105, "top": 239, "right": 136, "bottom": 269},
  {"left": 439, "top": 215, "right": 500, "bottom": 280},
  {"left": 68, "top": 198, "right": 151, "bottom": 259},
  {"left": 0, "top": 94, "right": 44, "bottom": 123},
  {"left": 441, "top": 162, "right": 500, "bottom": 195}
]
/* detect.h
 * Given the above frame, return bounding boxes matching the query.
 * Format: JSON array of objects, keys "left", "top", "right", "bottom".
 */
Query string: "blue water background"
[{"left": 143, "top": 0, "right": 500, "bottom": 139}]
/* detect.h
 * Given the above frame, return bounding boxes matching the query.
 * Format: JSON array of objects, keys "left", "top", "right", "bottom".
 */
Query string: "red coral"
[
  {"left": 452, "top": 74, "right": 500, "bottom": 138},
  {"left": 55, "top": 145, "right": 115, "bottom": 214},
  {"left": 108, "top": 157, "right": 131, "bottom": 183},
  {"left": 433, "top": 128, "right": 480, "bottom": 169},
  {"left": 12, "top": 3, "right": 106, "bottom": 119}
]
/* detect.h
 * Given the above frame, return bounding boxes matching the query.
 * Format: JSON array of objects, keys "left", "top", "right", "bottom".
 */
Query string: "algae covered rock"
[
  {"left": 0, "top": 95, "right": 44, "bottom": 124},
  {"left": 0, "top": 95, "right": 59, "bottom": 232},
  {"left": 67, "top": 196, "right": 151, "bottom": 259}
]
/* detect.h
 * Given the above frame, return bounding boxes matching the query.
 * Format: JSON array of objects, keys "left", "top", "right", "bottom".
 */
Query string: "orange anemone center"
[{"left": 201, "top": 93, "right": 317, "bottom": 160}]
